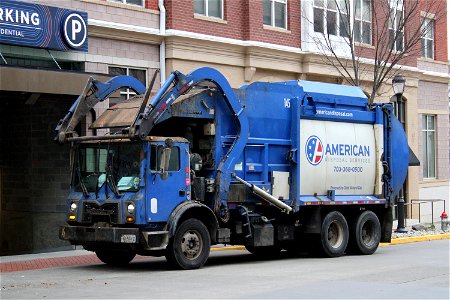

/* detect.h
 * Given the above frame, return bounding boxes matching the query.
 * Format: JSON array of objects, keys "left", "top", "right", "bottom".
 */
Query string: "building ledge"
[
  {"left": 0, "top": 66, "right": 111, "bottom": 95},
  {"left": 417, "top": 57, "right": 448, "bottom": 65},
  {"left": 194, "top": 14, "right": 227, "bottom": 24},
  {"left": 81, "top": 0, "right": 159, "bottom": 14},
  {"left": 419, "top": 179, "right": 450, "bottom": 188}
]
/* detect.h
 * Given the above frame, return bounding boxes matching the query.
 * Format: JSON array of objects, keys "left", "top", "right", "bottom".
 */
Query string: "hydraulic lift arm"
[
  {"left": 131, "top": 67, "right": 249, "bottom": 221},
  {"left": 54, "top": 75, "right": 146, "bottom": 144},
  {"left": 55, "top": 68, "right": 248, "bottom": 221}
]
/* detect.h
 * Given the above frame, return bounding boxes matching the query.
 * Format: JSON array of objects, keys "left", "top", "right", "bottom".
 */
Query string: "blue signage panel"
[{"left": 0, "top": 0, "right": 88, "bottom": 52}]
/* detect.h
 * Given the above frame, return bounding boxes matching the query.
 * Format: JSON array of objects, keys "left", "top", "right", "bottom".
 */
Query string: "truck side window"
[{"left": 150, "top": 146, "right": 180, "bottom": 171}]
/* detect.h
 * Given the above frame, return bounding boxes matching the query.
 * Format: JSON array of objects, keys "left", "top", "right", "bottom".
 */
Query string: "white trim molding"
[
  {"left": 165, "top": 29, "right": 303, "bottom": 54},
  {"left": 89, "top": 19, "right": 161, "bottom": 36}
]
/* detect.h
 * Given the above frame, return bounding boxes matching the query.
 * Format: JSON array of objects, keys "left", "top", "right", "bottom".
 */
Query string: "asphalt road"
[{"left": 2, "top": 240, "right": 449, "bottom": 299}]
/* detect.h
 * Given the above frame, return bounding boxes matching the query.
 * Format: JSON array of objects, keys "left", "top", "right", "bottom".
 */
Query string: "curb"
[
  {"left": 211, "top": 246, "right": 246, "bottom": 251},
  {"left": 380, "top": 233, "right": 450, "bottom": 246},
  {"left": 211, "top": 233, "right": 450, "bottom": 251}
]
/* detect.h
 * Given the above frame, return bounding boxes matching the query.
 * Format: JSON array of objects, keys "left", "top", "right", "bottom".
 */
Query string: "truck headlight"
[
  {"left": 70, "top": 202, "right": 77, "bottom": 212},
  {"left": 127, "top": 203, "right": 135, "bottom": 213}
]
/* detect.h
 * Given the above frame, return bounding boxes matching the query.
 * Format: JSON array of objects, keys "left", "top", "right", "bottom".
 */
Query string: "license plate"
[{"left": 121, "top": 234, "right": 137, "bottom": 243}]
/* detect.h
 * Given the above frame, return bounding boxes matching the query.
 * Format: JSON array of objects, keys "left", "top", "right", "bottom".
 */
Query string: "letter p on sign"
[
  {"left": 71, "top": 20, "right": 81, "bottom": 40},
  {"left": 63, "top": 13, "right": 87, "bottom": 49}
]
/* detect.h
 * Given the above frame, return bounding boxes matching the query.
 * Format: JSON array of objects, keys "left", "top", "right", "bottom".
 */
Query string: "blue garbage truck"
[{"left": 57, "top": 67, "right": 409, "bottom": 269}]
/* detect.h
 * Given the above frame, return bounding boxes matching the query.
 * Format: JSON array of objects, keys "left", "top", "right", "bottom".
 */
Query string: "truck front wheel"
[
  {"left": 320, "top": 211, "right": 349, "bottom": 257},
  {"left": 349, "top": 210, "right": 381, "bottom": 255},
  {"left": 95, "top": 250, "right": 136, "bottom": 266},
  {"left": 166, "top": 218, "right": 211, "bottom": 269}
]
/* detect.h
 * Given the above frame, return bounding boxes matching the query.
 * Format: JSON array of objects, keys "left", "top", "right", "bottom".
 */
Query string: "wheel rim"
[
  {"left": 328, "top": 220, "right": 344, "bottom": 249},
  {"left": 180, "top": 230, "right": 203, "bottom": 260},
  {"left": 361, "top": 220, "right": 376, "bottom": 247}
]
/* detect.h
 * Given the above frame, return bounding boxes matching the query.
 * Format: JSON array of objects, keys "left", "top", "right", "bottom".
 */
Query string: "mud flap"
[{"left": 380, "top": 206, "right": 393, "bottom": 243}]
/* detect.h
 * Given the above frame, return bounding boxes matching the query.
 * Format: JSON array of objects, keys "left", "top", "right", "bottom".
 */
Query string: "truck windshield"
[{"left": 73, "top": 143, "right": 143, "bottom": 193}]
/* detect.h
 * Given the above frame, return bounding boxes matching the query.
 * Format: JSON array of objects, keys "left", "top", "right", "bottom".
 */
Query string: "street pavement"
[{"left": 1, "top": 238, "right": 449, "bottom": 299}]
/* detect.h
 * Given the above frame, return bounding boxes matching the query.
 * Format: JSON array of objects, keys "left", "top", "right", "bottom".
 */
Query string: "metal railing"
[
  {"left": 394, "top": 199, "right": 446, "bottom": 226},
  {"left": 410, "top": 199, "right": 446, "bottom": 224}
]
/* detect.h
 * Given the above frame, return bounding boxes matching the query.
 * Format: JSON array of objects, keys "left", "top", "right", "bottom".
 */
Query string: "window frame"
[
  {"left": 263, "top": 0, "right": 288, "bottom": 30},
  {"left": 313, "top": 0, "right": 350, "bottom": 38},
  {"left": 422, "top": 114, "right": 436, "bottom": 179},
  {"left": 109, "top": 0, "right": 145, "bottom": 7},
  {"left": 420, "top": 16, "right": 435, "bottom": 59},
  {"left": 194, "top": 0, "right": 224, "bottom": 19},
  {"left": 389, "top": 1, "right": 404, "bottom": 52},
  {"left": 353, "top": 0, "right": 372, "bottom": 45},
  {"left": 108, "top": 66, "right": 147, "bottom": 102}
]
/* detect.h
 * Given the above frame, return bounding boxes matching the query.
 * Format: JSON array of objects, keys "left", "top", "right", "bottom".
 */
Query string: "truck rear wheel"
[
  {"left": 320, "top": 211, "right": 349, "bottom": 257},
  {"left": 166, "top": 218, "right": 210, "bottom": 270},
  {"left": 95, "top": 250, "right": 136, "bottom": 266},
  {"left": 349, "top": 210, "right": 381, "bottom": 255}
]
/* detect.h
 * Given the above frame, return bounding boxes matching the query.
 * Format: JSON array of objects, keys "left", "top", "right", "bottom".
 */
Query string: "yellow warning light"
[
  {"left": 69, "top": 215, "right": 76, "bottom": 220},
  {"left": 126, "top": 217, "right": 134, "bottom": 223}
]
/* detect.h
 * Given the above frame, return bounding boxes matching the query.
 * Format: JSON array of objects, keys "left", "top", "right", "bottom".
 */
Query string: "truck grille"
[{"left": 82, "top": 202, "right": 119, "bottom": 224}]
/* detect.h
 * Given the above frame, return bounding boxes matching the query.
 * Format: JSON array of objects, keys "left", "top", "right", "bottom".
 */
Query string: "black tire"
[
  {"left": 166, "top": 218, "right": 210, "bottom": 270},
  {"left": 349, "top": 210, "right": 381, "bottom": 255},
  {"left": 95, "top": 250, "right": 136, "bottom": 266},
  {"left": 245, "top": 245, "right": 282, "bottom": 258},
  {"left": 319, "top": 211, "right": 349, "bottom": 257}
]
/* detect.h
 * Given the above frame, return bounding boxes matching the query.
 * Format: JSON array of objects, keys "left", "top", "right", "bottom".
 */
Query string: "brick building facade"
[
  {"left": 0, "top": 0, "right": 448, "bottom": 255},
  {"left": 0, "top": 0, "right": 161, "bottom": 255},
  {"left": 163, "top": 0, "right": 449, "bottom": 223}
]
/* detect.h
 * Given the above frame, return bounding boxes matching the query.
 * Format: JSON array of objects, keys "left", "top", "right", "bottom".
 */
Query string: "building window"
[
  {"left": 422, "top": 114, "right": 436, "bottom": 178},
  {"left": 108, "top": 66, "right": 146, "bottom": 104},
  {"left": 312, "top": 0, "right": 370, "bottom": 43},
  {"left": 263, "top": 0, "right": 287, "bottom": 29},
  {"left": 313, "top": 0, "right": 349, "bottom": 38},
  {"left": 354, "top": 0, "right": 372, "bottom": 44},
  {"left": 110, "top": 0, "right": 144, "bottom": 6},
  {"left": 389, "top": 2, "right": 404, "bottom": 52},
  {"left": 194, "top": 0, "right": 223, "bottom": 19},
  {"left": 421, "top": 17, "right": 434, "bottom": 59}
]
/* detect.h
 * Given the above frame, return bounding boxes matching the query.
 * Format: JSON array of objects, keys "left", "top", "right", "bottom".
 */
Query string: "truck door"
[{"left": 146, "top": 142, "right": 189, "bottom": 222}]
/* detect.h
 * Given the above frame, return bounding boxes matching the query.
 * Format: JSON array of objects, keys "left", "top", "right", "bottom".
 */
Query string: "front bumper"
[
  {"left": 59, "top": 225, "right": 169, "bottom": 250},
  {"left": 59, "top": 225, "right": 140, "bottom": 244}
]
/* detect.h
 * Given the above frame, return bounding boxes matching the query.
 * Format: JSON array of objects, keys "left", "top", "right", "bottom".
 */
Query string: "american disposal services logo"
[{"left": 305, "top": 135, "right": 324, "bottom": 165}]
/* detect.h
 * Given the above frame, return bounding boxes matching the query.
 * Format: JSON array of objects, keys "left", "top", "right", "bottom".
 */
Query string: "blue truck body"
[{"left": 57, "top": 67, "right": 409, "bottom": 269}]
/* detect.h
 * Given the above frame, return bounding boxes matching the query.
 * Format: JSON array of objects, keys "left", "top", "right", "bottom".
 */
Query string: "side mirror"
[{"left": 159, "top": 146, "right": 172, "bottom": 180}]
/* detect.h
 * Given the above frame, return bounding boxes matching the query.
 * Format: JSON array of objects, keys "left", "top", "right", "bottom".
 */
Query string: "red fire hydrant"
[{"left": 440, "top": 212, "right": 448, "bottom": 231}]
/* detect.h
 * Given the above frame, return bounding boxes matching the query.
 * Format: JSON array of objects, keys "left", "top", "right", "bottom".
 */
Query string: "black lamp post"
[{"left": 392, "top": 74, "right": 408, "bottom": 233}]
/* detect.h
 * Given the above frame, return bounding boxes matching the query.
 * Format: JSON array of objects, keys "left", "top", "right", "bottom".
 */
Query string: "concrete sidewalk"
[{"left": 1, "top": 233, "right": 449, "bottom": 273}]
